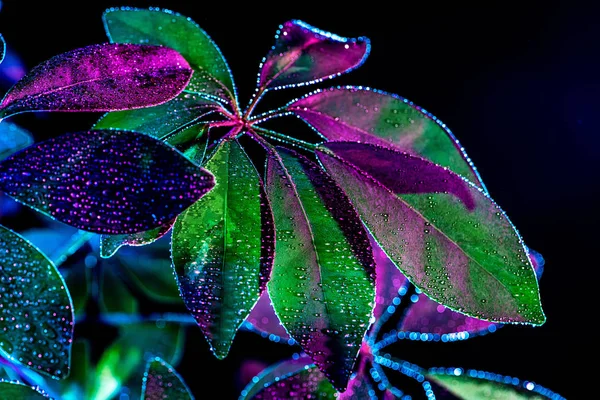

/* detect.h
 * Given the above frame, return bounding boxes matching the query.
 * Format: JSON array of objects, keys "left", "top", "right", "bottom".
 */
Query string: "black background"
[{"left": 0, "top": 1, "right": 593, "bottom": 399}]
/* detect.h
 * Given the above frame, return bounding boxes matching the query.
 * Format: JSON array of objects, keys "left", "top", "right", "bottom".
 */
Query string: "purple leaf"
[
  {"left": 323, "top": 141, "right": 476, "bottom": 210},
  {"left": 316, "top": 143, "right": 545, "bottom": 325},
  {"left": 372, "top": 234, "right": 409, "bottom": 320},
  {"left": 399, "top": 250, "right": 545, "bottom": 338},
  {"left": 0, "top": 43, "right": 192, "bottom": 119},
  {"left": 0, "top": 130, "right": 214, "bottom": 234},
  {"left": 245, "top": 291, "right": 291, "bottom": 341},
  {"left": 288, "top": 87, "right": 484, "bottom": 188},
  {"left": 258, "top": 21, "right": 369, "bottom": 91},
  {"left": 142, "top": 357, "right": 194, "bottom": 400}
]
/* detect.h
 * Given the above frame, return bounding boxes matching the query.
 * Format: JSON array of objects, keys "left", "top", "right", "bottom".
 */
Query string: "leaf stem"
[
  {"left": 52, "top": 230, "right": 95, "bottom": 267},
  {"left": 253, "top": 126, "right": 319, "bottom": 151},
  {"left": 249, "top": 106, "right": 289, "bottom": 124},
  {"left": 243, "top": 87, "right": 267, "bottom": 120}
]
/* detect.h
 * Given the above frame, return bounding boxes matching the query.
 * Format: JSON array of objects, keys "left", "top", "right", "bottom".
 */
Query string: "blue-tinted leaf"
[
  {"left": 0, "top": 121, "right": 33, "bottom": 161},
  {"left": 0, "top": 130, "right": 215, "bottom": 234},
  {"left": 0, "top": 34, "right": 5, "bottom": 65},
  {"left": 0, "top": 224, "right": 74, "bottom": 379}
]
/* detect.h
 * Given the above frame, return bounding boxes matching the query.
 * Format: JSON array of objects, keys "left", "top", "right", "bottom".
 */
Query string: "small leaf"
[
  {"left": 265, "top": 147, "right": 375, "bottom": 390},
  {"left": 142, "top": 357, "right": 194, "bottom": 400},
  {"left": 0, "top": 34, "right": 5, "bottom": 65},
  {"left": 100, "top": 220, "right": 174, "bottom": 258},
  {"left": 94, "top": 92, "right": 217, "bottom": 142},
  {"left": 0, "top": 381, "right": 50, "bottom": 399},
  {"left": 103, "top": 7, "right": 236, "bottom": 104},
  {"left": 240, "top": 355, "right": 337, "bottom": 400},
  {"left": 173, "top": 139, "right": 274, "bottom": 358},
  {"left": 0, "top": 121, "right": 33, "bottom": 161},
  {"left": 258, "top": 21, "right": 369, "bottom": 91},
  {"left": 398, "top": 249, "right": 545, "bottom": 338},
  {"left": 89, "top": 323, "right": 184, "bottom": 400},
  {"left": 289, "top": 87, "right": 484, "bottom": 188},
  {"left": 0, "top": 43, "right": 192, "bottom": 119},
  {"left": 0, "top": 130, "right": 215, "bottom": 234},
  {"left": 0, "top": 224, "right": 74, "bottom": 379},
  {"left": 427, "top": 368, "right": 563, "bottom": 400},
  {"left": 316, "top": 142, "right": 545, "bottom": 325}
]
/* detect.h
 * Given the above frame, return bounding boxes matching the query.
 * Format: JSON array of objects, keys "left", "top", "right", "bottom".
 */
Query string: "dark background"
[{"left": 1, "top": 1, "right": 593, "bottom": 399}]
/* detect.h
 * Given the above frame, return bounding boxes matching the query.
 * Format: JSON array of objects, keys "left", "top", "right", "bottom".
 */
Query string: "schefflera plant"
[{"left": 91, "top": 7, "right": 545, "bottom": 392}]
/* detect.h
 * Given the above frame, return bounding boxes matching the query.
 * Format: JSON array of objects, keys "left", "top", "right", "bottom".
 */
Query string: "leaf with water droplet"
[
  {"left": 103, "top": 7, "right": 236, "bottom": 105},
  {"left": 0, "top": 224, "right": 74, "bottom": 379},
  {"left": 245, "top": 290, "right": 291, "bottom": 341},
  {"left": 94, "top": 92, "right": 217, "bottom": 143},
  {"left": 426, "top": 368, "right": 560, "bottom": 399},
  {"left": 289, "top": 87, "right": 484, "bottom": 188},
  {"left": 0, "top": 129, "right": 215, "bottom": 234},
  {"left": 257, "top": 21, "right": 370, "bottom": 91},
  {"left": 0, "top": 121, "right": 33, "bottom": 161},
  {"left": 398, "top": 249, "right": 545, "bottom": 338},
  {"left": 142, "top": 357, "right": 194, "bottom": 400},
  {"left": 88, "top": 322, "right": 185, "bottom": 400},
  {"left": 0, "top": 43, "right": 192, "bottom": 119},
  {"left": 265, "top": 147, "right": 375, "bottom": 391},
  {"left": 316, "top": 142, "right": 545, "bottom": 325},
  {"left": 0, "top": 381, "right": 50, "bottom": 399},
  {"left": 0, "top": 34, "right": 5, "bottom": 65},
  {"left": 100, "top": 220, "right": 175, "bottom": 258},
  {"left": 172, "top": 138, "right": 274, "bottom": 359}
]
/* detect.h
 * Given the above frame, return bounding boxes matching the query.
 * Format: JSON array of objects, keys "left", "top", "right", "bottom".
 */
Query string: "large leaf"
[
  {"left": 142, "top": 357, "right": 194, "bottom": 400},
  {"left": 316, "top": 142, "right": 545, "bottom": 324},
  {"left": 265, "top": 147, "right": 375, "bottom": 390},
  {"left": 0, "top": 129, "right": 215, "bottom": 234},
  {"left": 427, "top": 368, "right": 563, "bottom": 400},
  {"left": 289, "top": 87, "right": 484, "bottom": 188},
  {"left": 258, "top": 21, "right": 369, "bottom": 91},
  {"left": 0, "top": 121, "right": 33, "bottom": 161},
  {"left": 0, "top": 34, "right": 5, "bottom": 65},
  {"left": 88, "top": 323, "right": 184, "bottom": 400},
  {"left": 0, "top": 381, "right": 50, "bottom": 399},
  {"left": 0, "top": 224, "right": 74, "bottom": 379},
  {"left": 172, "top": 139, "right": 273, "bottom": 358},
  {"left": 103, "top": 7, "right": 236, "bottom": 104},
  {"left": 0, "top": 43, "right": 192, "bottom": 119},
  {"left": 94, "top": 92, "right": 217, "bottom": 141}
]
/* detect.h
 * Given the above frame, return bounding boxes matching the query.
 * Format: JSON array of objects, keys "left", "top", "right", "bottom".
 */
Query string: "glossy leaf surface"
[
  {"left": 94, "top": 93, "right": 217, "bottom": 141},
  {"left": 258, "top": 21, "right": 369, "bottom": 90},
  {"left": 0, "top": 130, "right": 215, "bottom": 234},
  {"left": 0, "top": 224, "right": 74, "bottom": 378},
  {"left": 0, "top": 121, "right": 33, "bottom": 161},
  {"left": 290, "top": 87, "right": 483, "bottom": 187},
  {"left": 103, "top": 7, "right": 235, "bottom": 103},
  {"left": 265, "top": 147, "right": 375, "bottom": 390},
  {"left": 371, "top": 235, "right": 409, "bottom": 320},
  {"left": 317, "top": 143, "right": 544, "bottom": 324},
  {"left": 0, "top": 43, "right": 192, "bottom": 119},
  {"left": 0, "top": 381, "right": 50, "bottom": 399},
  {"left": 172, "top": 140, "right": 273, "bottom": 358},
  {"left": 100, "top": 220, "right": 174, "bottom": 258},
  {"left": 142, "top": 357, "right": 194, "bottom": 400}
]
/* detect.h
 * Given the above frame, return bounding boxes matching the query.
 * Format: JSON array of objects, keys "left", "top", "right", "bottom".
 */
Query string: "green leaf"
[
  {"left": 88, "top": 323, "right": 184, "bottom": 400},
  {"left": 93, "top": 93, "right": 217, "bottom": 143},
  {"left": 103, "top": 7, "right": 236, "bottom": 104},
  {"left": 0, "top": 224, "right": 74, "bottom": 379},
  {"left": 264, "top": 147, "right": 375, "bottom": 390},
  {"left": 100, "top": 220, "right": 174, "bottom": 259},
  {"left": 316, "top": 144, "right": 545, "bottom": 325},
  {"left": 0, "top": 121, "right": 33, "bottom": 161},
  {"left": 142, "top": 357, "right": 194, "bottom": 400},
  {"left": 99, "top": 264, "right": 139, "bottom": 315},
  {"left": 172, "top": 139, "right": 273, "bottom": 358},
  {"left": 427, "top": 369, "right": 554, "bottom": 400},
  {"left": 0, "top": 381, "right": 50, "bottom": 399}
]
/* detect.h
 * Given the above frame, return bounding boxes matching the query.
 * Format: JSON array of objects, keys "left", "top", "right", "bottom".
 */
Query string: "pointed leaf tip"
[
  {"left": 258, "top": 20, "right": 370, "bottom": 91},
  {"left": 0, "top": 130, "right": 215, "bottom": 234},
  {"left": 172, "top": 139, "right": 273, "bottom": 360},
  {"left": 0, "top": 224, "right": 74, "bottom": 379},
  {"left": 316, "top": 143, "right": 545, "bottom": 325},
  {"left": 0, "top": 43, "right": 192, "bottom": 119},
  {"left": 142, "top": 357, "right": 194, "bottom": 400}
]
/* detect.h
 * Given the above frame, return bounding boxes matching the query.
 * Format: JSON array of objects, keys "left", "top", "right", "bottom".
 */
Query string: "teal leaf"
[
  {"left": 100, "top": 220, "right": 174, "bottom": 259},
  {"left": 265, "top": 147, "right": 375, "bottom": 390},
  {"left": 103, "top": 7, "right": 236, "bottom": 105},
  {"left": 142, "top": 357, "right": 194, "bottom": 400},
  {"left": 0, "top": 34, "right": 5, "bottom": 65},
  {"left": 0, "top": 381, "right": 50, "bottom": 399},
  {"left": 172, "top": 139, "right": 274, "bottom": 358},
  {"left": 0, "top": 122, "right": 33, "bottom": 161},
  {"left": 0, "top": 224, "right": 74, "bottom": 379}
]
